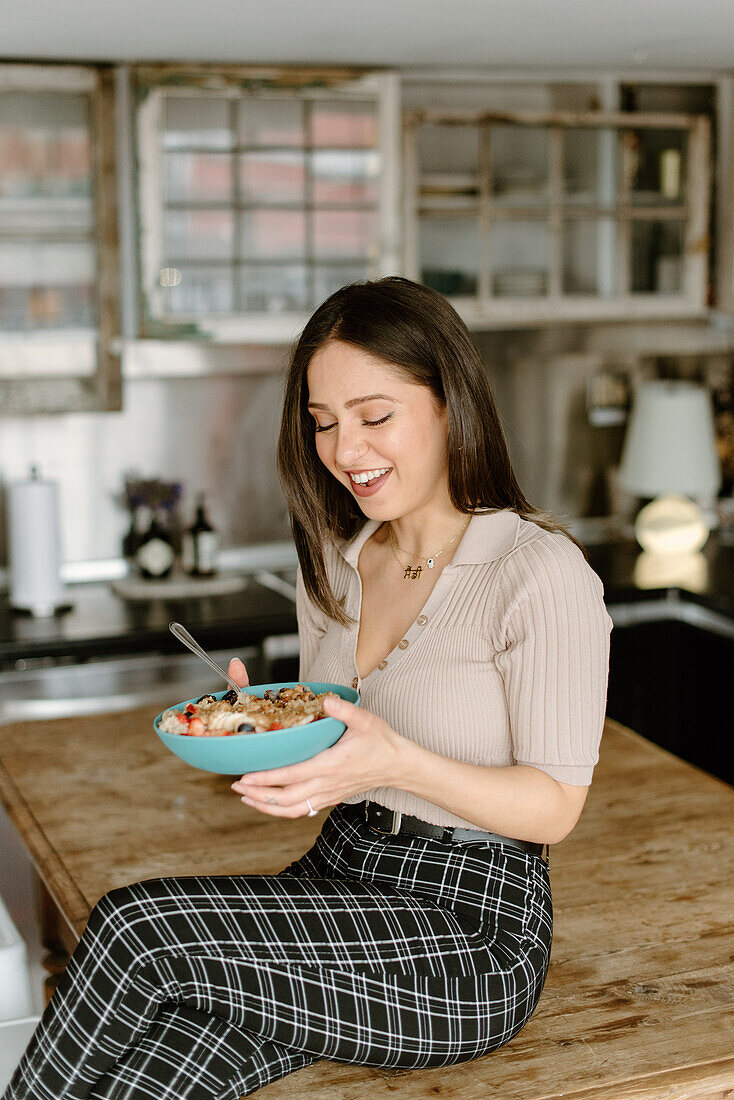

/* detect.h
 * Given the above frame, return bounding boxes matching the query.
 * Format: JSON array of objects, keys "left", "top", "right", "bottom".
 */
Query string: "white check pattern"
[{"left": 3, "top": 802, "right": 553, "bottom": 1100}]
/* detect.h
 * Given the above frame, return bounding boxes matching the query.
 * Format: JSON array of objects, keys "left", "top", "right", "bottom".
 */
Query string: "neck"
[{"left": 387, "top": 508, "right": 471, "bottom": 560}]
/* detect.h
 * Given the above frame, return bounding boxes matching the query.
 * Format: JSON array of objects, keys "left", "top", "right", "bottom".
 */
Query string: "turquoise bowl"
[{"left": 153, "top": 682, "right": 359, "bottom": 775}]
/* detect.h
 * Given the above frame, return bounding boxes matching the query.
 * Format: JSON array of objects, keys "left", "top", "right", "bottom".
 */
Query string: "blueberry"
[
  {"left": 222, "top": 689, "right": 238, "bottom": 705},
  {"left": 237, "top": 722, "right": 256, "bottom": 733},
  {"left": 196, "top": 694, "right": 216, "bottom": 704},
  {"left": 264, "top": 689, "right": 277, "bottom": 701}
]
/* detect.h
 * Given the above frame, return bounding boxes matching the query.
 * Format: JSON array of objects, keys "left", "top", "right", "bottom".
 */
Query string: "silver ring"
[{"left": 305, "top": 797, "right": 318, "bottom": 817}]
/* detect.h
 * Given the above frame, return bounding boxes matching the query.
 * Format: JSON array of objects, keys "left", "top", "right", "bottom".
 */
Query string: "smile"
[
  {"left": 348, "top": 467, "right": 391, "bottom": 484},
  {"left": 347, "top": 468, "right": 392, "bottom": 495}
]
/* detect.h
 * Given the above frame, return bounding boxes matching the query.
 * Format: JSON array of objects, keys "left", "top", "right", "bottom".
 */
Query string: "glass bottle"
[
  {"left": 135, "top": 507, "right": 175, "bottom": 579},
  {"left": 182, "top": 494, "right": 219, "bottom": 577}
]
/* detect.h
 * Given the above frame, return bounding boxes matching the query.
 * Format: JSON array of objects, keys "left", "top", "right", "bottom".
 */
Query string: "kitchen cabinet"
[
  {"left": 606, "top": 619, "right": 732, "bottom": 784},
  {"left": 585, "top": 533, "right": 734, "bottom": 786},
  {"left": 0, "top": 63, "right": 121, "bottom": 413},
  {"left": 134, "top": 65, "right": 401, "bottom": 344},
  {"left": 2, "top": 64, "right": 730, "bottom": 398},
  {"left": 402, "top": 104, "right": 711, "bottom": 328}
]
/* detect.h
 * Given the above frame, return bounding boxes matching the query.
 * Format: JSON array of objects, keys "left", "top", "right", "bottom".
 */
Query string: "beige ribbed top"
[{"left": 296, "top": 509, "right": 613, "bottom": 829}]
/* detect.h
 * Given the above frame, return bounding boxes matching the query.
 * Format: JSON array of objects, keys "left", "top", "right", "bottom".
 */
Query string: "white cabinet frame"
[
  {"left": 404, "top": 107, "right": 712, "bottom": 329},
  {"left": 0, "top": 63, "right": 121, "bottom": 412},
  {"left": 136, "top": 67, "right": 402, "bottom": 345}
]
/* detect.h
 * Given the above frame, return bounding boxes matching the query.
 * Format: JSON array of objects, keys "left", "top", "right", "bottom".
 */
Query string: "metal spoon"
[{"left": 168, "top": 621, "right": 246, "bottom": 700}]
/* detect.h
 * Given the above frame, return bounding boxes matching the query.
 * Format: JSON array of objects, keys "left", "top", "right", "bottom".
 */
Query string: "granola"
[{"left": 159, "top": 684, "right": 336, "bottom": 737}]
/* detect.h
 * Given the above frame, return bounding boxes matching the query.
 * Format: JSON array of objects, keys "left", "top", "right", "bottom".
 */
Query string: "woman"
[{"left": 4, "top": 278, "right": 612, "bottom": 1100}]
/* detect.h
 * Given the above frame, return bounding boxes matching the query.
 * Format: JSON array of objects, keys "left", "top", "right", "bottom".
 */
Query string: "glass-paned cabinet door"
[
  {"left": 0, "top": 64, "right": 120, "bottom": 413},
  {"left": 137, "top": 69, "right": 401, "bottom": 342},
  {"left": 404, "top": 107, "right": 711, "bottom": 326}
]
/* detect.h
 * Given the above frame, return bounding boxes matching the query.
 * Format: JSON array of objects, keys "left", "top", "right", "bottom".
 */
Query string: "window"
[
  {"left": 136, "top": 70, "right": 399, "bottom": 339},
  {"left": 0, "top": 64, "right": 120, "bottom": 412},
  {"left": 404, "top": 107, "right": 711, "bottom": 325}
]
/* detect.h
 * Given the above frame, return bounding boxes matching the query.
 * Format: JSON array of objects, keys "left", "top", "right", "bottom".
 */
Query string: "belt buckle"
[{"left": 365, "top": 802, "right": 402, "bottom": 835}]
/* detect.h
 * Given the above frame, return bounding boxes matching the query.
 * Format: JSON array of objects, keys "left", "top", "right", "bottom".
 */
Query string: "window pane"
[
  {"left": 417, "top": 124, "right": 478, "bottom": 175},
  {"left": 310, "top": 100, "right": 377, "bottom": 148},
  {"left": 0, "top": 92, "right": 90, "bottom": 199},
  {"left": 490, "top": 222, "right": 549, "bottom": 296},
  {"left": 311, "top": 150, "right": 379, "bottom": 206},
  {"left": 163, "top": 152, "right": 233, "bottom": 203},
  {"left": 313, "top": 264, "right": 368, "bottom": 306},
  {"left": 563, "top": 127, "right": 617, "bottom": 207},
  {"left": 631, "top": 220, "right": 685, "bottom": 293},
  {"left": 0, "top": 241, "right": 95, "bottom": 329},
  {"left": 626, "top": 129, "right": 687, "bottom": 206},
  {"left": 492, "top": 125, "right": 549, "bottom": 206},
  {"left": 313, "top": 209, "right": 377, "bottom": 260},
  {"left": 239, "top": 98, "right": 305, "bottom": 147},
  {"left": 562, "top": 219, "right": 617, "bottom": 295},
  {"left": 149, "top": 89, "right": 383, "bottom": 323},
  {"left": 241, "top": 210, "right": 306, "bottom": 259},
  {"left": 0, "top": 197, "right": 92, "bottom": 235},
  {"left": 165, "top": 209, "right": 234, "bottom": 260},
  {"left": 162, "top": 97, "right": 232, "bottom": 150},
  {"left": 239, "top": 264, "right": 308, "bottom": 311},
  {"left": 419, "top": 217, "right": 479, "bottom": 296},
  {"left": 161, "top": 266, "right": 235, "bottom": 313},
  {"left": 239, "top": 152, "right": 306, "bottom": 205}
]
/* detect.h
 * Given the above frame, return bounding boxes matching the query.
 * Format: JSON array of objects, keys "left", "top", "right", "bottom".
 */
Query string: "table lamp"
[{"left": 618, "top": 380, "right": 720, "bottom": 554}]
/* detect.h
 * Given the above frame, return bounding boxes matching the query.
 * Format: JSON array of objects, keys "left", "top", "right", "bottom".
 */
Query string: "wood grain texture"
[{"left": 0, "top": 710, "right": 732, "bottom": 1100}]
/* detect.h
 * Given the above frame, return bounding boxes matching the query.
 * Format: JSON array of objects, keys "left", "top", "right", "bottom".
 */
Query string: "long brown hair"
[{"left": 277, "top": 276, "right": 585, "bottom": 627}]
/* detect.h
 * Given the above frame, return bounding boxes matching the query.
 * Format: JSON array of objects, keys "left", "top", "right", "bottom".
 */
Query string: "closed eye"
[{"left": 314, "top": 413, "right": 394, "bottom": 433}]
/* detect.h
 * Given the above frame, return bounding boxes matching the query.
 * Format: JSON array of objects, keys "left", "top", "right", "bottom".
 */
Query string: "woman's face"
[{"left": 306, "top": 339, "right": 450, "bottom": 519}]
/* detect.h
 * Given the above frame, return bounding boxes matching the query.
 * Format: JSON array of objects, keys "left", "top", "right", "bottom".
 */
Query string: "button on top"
[
  {"left": 352, "top": 676, "right": 359, "bottom": 689},
  {"left": 398, "top": 639, "right": 409, "bottom": 650},
  {"left": 378, "top": 660, "right": 388, "bottom": 670},
  {"left": 417, "top": 615, "right": 428, "bottom": 626}
]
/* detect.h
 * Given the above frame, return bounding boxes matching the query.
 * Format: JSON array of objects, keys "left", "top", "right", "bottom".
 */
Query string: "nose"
[{"left": 334, "top": 422, "right": 368, "bottom": 469}]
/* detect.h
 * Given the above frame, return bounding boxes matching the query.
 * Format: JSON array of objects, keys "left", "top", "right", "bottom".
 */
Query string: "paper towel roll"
[{"left": 9, "top": 471, "right": 67, "bottom": 616}]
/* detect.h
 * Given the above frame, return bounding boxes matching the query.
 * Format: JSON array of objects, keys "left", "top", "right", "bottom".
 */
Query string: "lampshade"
[{"left": 618, "top": 380, "right": 720, "bottom": 498}]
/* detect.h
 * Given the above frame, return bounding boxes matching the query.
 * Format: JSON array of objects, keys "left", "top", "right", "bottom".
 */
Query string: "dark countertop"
[
  {"left": 585, "top": 532, "right": 734, "bottom": 625},
  {"left": 2, "top": 531, "right": 733, "bottom": 672},
  {"left": 0, "top": 574, "right": 298, "bottom": 671}
]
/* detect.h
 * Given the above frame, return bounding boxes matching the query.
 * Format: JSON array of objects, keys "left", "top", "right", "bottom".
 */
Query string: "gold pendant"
[{"left": 403, "top": 565, "right": 423, "bottom": 580}]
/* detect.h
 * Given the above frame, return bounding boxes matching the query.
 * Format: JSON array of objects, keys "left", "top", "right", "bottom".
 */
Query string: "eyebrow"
[{"left": 307, "top": 393, "right": 401, "bottom": 411}]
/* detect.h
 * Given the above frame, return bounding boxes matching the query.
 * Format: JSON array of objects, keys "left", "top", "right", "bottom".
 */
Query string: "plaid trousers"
[{"left": 3, "top": 801, "right": 553, "bottom": 1100}]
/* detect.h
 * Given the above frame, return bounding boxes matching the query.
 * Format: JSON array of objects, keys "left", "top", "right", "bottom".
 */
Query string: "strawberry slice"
[{"left": 188, "top": 717, "right": 205, "bottom": 736}]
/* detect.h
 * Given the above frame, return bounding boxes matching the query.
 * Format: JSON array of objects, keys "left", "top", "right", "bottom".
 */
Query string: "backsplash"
[
  {"left": 0, "top": 370, "right": 292, "bottom": 568},
  {"left": 1, "top": 318, "right": 732, "bottom": 568}
]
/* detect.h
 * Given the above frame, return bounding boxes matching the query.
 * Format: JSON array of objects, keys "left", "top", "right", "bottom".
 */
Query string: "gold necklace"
[{"left": 388, "top": 515, "right": 472, "bottom": 580}]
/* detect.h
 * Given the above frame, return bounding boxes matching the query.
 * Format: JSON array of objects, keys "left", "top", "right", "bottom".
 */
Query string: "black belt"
[{"left": 363, "top": 800, "right": 548, "bottom": 862}]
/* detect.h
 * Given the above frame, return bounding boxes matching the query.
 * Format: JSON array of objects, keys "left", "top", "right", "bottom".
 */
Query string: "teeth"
[{"left": 349, "top": 468, "right": 390, "bottom": 485}]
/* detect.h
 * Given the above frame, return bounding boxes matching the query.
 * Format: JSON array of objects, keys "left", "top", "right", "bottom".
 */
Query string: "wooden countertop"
[{"left": 0, "top": 707, "right": 732, "bottom": 1100}]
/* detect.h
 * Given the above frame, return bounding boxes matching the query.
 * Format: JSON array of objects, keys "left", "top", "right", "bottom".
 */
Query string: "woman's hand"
[
  {"left": 227, "top": 657, "right": 250, "bottom": 687},
  {"left": 230, "top": 696, "right": 406, "bottom": 818}
]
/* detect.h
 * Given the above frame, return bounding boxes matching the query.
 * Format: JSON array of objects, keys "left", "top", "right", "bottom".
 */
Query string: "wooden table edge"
[{"left": 0, "top": 755, "right": 87, "bottom": 942}]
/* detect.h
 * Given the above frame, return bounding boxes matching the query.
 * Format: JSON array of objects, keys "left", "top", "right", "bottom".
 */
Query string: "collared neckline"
[{"left": 335, "top": 508, "right": 523, "bottom": 570}]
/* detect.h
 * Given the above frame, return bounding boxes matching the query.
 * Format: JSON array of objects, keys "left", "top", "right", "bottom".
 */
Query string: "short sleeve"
[
  {"left": 295, "top": 564, "right": 329, "bottom": 681},
  {"left": 493, "top": 534, "right": 613, "bottom": 786}
]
